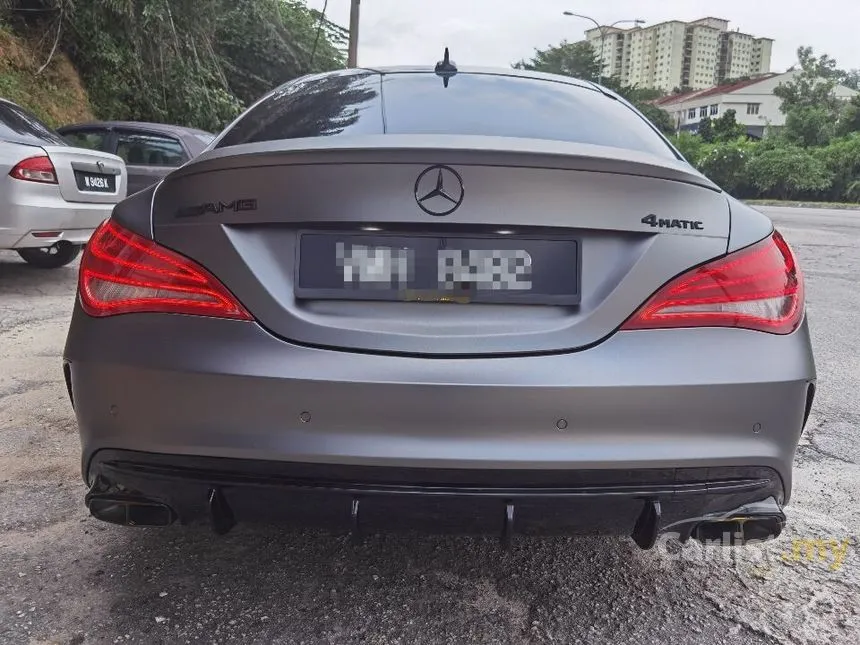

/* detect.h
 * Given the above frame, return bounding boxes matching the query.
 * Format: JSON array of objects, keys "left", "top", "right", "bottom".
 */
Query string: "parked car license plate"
[
  {"left": 74, "top": 171, "right": 116, "bottom": 193},
  {"left": 295, "top": 232, "right": 581, "bottom": 305}
]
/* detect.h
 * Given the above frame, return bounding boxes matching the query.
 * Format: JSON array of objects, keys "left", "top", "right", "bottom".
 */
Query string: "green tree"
[
  {"left": 836, "top": 68, "right": 860, "bottom": 91},
  {"left": 775, "top": 46, "right": 840, "bottom": 111},
  {"left": 712, "top": 109, "right": 747, "bottom": 142},
  {"left": 1, "top": 0, "right": 348, "bottom": 131},
  {"left": 775, "top": 46, "right": 842, "bottom": 146},
  {"left": 513, "top": 40, "right": 601, "bottom": 81},
  {"left": 697, "top": 116, "right": 715, "bottom": 142}
]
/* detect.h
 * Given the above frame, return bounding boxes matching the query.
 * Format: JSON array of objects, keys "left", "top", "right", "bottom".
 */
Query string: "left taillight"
[
  {"left": 9, "top": 155, "right": 57, "bottom": 183},
  {"left": 79, "top": 219, "right": 253, "bottom": 320},
  {"left": 621, "top": 230, "right": 804, "bottom": 335}
]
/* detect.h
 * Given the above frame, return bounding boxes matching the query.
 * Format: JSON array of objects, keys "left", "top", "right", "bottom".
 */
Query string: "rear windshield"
[
  {"left": 215, "top": 71, "right": 384, "bottom": 148},
  {"left": 0, "top": 102, "right": 66, "bottom": 146},
  {"left": 214, "top": 70, "right": 675, "bottom": 159}
]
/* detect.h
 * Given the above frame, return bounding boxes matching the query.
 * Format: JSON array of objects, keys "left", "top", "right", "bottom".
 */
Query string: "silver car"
[
  {"left": 0, "top": 99, "right": 127, "bottom": 268},
  {"left": 63, "top": 64, "right": 816, "bottom": 549}
]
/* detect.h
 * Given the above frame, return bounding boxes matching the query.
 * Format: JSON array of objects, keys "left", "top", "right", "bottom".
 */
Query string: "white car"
[{"left": 1, "top": 99, "right": 127, "bottom": 268}]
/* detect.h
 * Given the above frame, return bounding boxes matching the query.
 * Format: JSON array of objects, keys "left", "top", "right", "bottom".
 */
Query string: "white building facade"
[{"left": 654, "top": 71, "right": 859, "bottom": 138}]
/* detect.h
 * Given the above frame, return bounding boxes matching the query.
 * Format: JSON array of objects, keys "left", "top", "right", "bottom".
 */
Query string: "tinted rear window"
[
  {"left": 215, "top": 70, "right": 383, "bottom": 148},
  {"left": 382, "top": 73, "right": 675, "bottom": 158},
  {"left": 215, "top": 70, "right": 675, "bottom": 159},
  {"left": 0, "top": 102, "right": 66, "bottom": 146}
]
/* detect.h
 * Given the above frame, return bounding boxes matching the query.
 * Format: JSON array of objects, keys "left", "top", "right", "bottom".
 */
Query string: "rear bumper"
[
  {"left": 65, "top": 308, "right": 817, "bottom": 507},
  {"left": 86, "top": 449, "right": 788, "bottom": 545},
  {"left": 0, "top": 191, "right": 114, "bottom": 249}
]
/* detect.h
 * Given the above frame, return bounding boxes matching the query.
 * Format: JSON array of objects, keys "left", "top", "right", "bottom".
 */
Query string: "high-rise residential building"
[{"left": 583, "top": 17, "right": 773, "bottom": 92}]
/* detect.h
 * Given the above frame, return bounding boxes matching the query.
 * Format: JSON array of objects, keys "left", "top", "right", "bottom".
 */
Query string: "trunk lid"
[
  {"left": 41, "top": 145, "right": 128, "bottom": 204},
  {"left": 150, "top": 135, "right": 731, "bottom": 356}
]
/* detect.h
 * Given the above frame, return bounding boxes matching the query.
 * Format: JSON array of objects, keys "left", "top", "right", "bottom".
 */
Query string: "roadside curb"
[{"left": 745, "top": 201, "right": 860, "bottom": 211}]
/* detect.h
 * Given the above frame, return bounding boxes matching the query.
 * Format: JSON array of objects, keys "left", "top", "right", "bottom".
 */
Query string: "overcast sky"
[{"left": 305, "top": 0, "right": 859, "bottom": 73}]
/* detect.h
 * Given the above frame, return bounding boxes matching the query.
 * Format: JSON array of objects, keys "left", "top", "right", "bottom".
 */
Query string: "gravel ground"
[{"left": 0, "top": 206, "right": 857, "bottom": 645}]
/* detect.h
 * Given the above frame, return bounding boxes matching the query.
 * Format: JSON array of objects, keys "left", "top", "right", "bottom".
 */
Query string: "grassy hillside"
[{"left": 0, "top": 23, "right": 93, "bottom": 128}]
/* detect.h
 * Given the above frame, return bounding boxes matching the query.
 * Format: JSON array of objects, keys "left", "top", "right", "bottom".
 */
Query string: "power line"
[{"left": 308, "top": 0, "right": 329, "bottom": 71}]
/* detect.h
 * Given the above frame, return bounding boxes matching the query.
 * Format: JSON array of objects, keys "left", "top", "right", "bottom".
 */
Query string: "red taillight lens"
[
  {"left": 9, "top": 155, "right": 57, "bottom": 183},
  {"left": 79, "top": 220, "right": 253, "bottom": 320},
  {"left": 621, "top": 230, "right": 804, "bottom": 334}
]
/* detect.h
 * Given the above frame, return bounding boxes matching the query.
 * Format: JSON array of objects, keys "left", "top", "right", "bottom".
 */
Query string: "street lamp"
[{"left": 563, "top": 11, "right": 645, "bottom": 85}]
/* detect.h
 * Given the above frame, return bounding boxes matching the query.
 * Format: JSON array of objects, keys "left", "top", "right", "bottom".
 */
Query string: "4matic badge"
[{"left": 641, "top": 214, "right": 704, "bottom": 231}]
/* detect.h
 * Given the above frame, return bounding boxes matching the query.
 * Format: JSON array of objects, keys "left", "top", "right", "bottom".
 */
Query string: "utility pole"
[{"left": 348, "top": 0, "right": 361, "bottom": 68}]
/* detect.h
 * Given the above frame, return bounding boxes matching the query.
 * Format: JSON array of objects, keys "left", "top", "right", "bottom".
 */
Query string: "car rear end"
[
  {"left": 63, "top": 68, "right": 816, "bottom": 546},
  {"left": 0, "top": 100, "right": 127, "bottom": 257}
]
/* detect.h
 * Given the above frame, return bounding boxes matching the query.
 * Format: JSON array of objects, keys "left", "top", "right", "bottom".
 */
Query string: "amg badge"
[
  {"left": 176, "top": 198, "right": 257, "bottom": 219},
  {"left": 641, "top": 214, "right": 704, "bottom": 231}
]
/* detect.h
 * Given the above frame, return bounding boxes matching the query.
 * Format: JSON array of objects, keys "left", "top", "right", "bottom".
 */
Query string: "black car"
[{"left": 56, "top": 120, "right": 215, "bottom": 194}]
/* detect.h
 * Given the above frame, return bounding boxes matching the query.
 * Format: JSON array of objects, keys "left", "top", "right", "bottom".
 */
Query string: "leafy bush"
[
  {"left": 815, "top": 134, "right": 860, "bottom": 202},
  {"left": 696, "top": 138, "right": 755, "bottom": 196},
  {"left": 746, "top": 145, "right": 833, "bottom": 200}
]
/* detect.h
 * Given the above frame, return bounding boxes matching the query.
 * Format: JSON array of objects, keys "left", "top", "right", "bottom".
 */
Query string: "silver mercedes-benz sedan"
[
  {"left": 63, "top": 63, "right": 816, "bottom": 549},
  {"left": 0, "top": 99, "right": 127, "bottom": 268}
]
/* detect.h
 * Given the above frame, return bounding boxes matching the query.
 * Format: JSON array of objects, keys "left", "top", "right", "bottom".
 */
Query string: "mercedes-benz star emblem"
[{"left": 414, "top": 165, "right": 464, "bottom": 216}]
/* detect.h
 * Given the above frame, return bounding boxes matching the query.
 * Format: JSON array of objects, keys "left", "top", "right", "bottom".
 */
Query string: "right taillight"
[
  {"left": 621, "top": 230, "right": 804, "bottom": 334},
  {"left": 9, "top": 155, "right": 57, "bottom": 184},
  {"left": 79, "top": 219, "right": 253, "bottom": 320}
]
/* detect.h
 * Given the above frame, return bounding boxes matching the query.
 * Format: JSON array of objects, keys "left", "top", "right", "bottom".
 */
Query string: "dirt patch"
[{"left": 0, "top": 23, "right": 93, "bottom": 127}]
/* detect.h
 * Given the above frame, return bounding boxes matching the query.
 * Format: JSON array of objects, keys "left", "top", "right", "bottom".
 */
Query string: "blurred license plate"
[
  {"left": 74, "top": 171, "right": 115, "bottom": 193},
  {"left": 295, "top": 232, "right": 580, "bottom": 305}
]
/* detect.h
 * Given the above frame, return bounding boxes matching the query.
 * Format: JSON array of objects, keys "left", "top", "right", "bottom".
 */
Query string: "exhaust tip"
[
  {"left": 88, "top": 495, "right": 176, "bottom": 527},
  {"left": 692, "top": 515, "right": 785, "bottom": 546}
]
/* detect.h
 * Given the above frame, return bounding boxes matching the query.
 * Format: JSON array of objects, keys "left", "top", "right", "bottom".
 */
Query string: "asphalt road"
[{"left": 1, "top": 206, "right": 858, "bottom": 645}]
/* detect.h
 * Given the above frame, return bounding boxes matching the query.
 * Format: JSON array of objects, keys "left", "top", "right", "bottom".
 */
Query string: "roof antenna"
[{"left": 435, "top": 47, "right": 458, "bottom": 87}]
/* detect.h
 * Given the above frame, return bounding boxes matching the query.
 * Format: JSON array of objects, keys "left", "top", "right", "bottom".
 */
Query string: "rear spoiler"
[{"left": 168, "top": 134, "right": 721, "bottom": 192}]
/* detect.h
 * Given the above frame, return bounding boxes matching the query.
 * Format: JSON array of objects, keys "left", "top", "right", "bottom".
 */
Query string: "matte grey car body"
[
  {"left": 0, "top": 99, "right": 127, "bottom": 268},
  {"left": 56, "top": 120, "right": 214, "bottom": 195},
  {"left": 63, "top": 66, "right": 816, "bottom": 547}
]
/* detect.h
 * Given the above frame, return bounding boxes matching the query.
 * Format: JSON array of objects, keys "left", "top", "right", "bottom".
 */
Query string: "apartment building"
[{"left": 584, "top": 17, "right": 773, "bottom": 92}]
